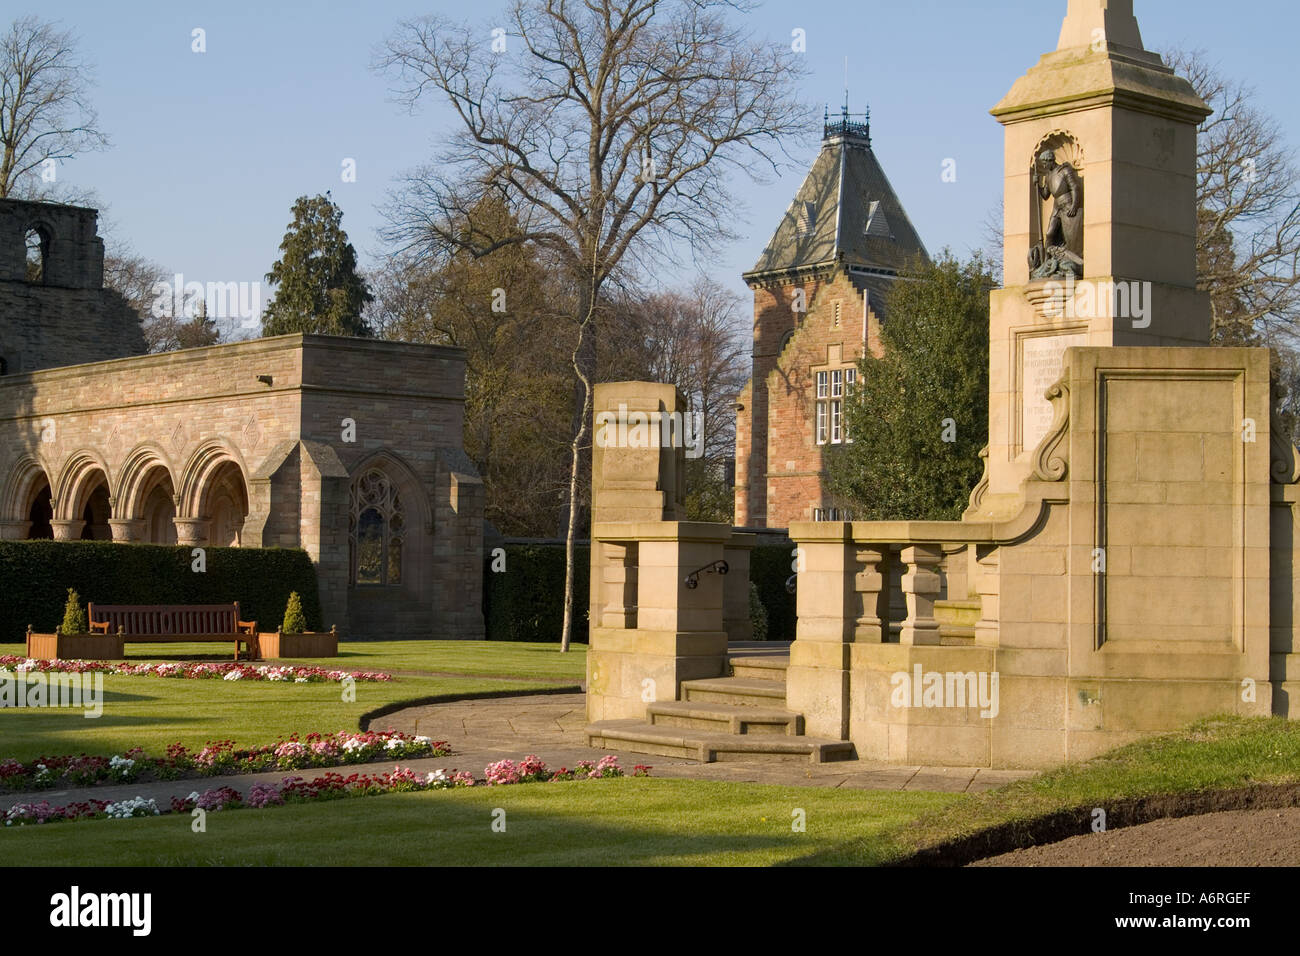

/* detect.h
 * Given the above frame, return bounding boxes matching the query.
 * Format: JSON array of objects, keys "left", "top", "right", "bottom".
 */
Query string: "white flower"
[
  {"left": 223, "top": 670, "right": 243, "bottom": 681},
  {"left": 103, "top": 796, "right": 160, "bottom": 819}
]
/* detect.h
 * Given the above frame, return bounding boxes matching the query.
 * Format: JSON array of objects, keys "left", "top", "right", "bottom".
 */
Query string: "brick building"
[
  {"left": 734, "top": 112, "right": 929, "bottom": 528},
  {"left": 0, "top": 197, "right": 483, "bottom": 639}
]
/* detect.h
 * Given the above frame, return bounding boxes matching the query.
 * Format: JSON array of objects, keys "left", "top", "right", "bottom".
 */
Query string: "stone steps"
[
  {"left": 729, "top": 655, "right": 789, "bottom": 681},
  {"left": 681, "top": 676, "right": 787, "bottom": 707},
  {"left": 586, "top": 719, "right": 854, "bottom": 764},
  {"left": 584, "top": 650, "right": 857, "bottom": 764},
  {"left": 646, "top": 699, "right": 803, "bottom": 736}
]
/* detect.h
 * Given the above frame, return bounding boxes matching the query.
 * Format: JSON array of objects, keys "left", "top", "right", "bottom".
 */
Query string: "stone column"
[
  {"left": 899, "top": 545, "right": 942, "bottom": 645},
  {"left": 0, "top": 520, "right": 32, "bottom": 540},
  {"left": 853, "top": 545, "right": 886, "bottom": 642},
  {"left": 50, "top": 519, "right": 86, "bottom": 541},
  {"left": 586, "top": 382, "right": 727, "bottom": 723},
  {"left": 173, "top": 517, "right": 211, "bottom": 547},
  {"left": 785, "top": 522, "right": 862, "bottom": 740},
  {"left": 596, "top": 541, "right": 638, "bottom": 630},
  {"left": 108, "top": 518, "right": 145, "bottom": 543},
  {"left": 586, "top": 520, "right": 730, "bottom": 721}
]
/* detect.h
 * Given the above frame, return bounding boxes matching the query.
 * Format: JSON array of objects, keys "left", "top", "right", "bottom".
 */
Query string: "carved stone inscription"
[{"left": 1021, "top": 332, "right": 1085, "bottom": 451}]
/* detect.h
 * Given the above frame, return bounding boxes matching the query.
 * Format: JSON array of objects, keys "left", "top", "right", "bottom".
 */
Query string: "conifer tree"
[
  {"left": 263, "top": 194, "right": 373, "bottom": 336},
  {"left": 826, "top": 252, "right": 995, "bottom": 521}
]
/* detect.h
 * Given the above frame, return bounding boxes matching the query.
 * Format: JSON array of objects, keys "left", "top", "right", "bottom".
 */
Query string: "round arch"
[
  {"left": 114, "top": 444, "right": 177, "bottom": 520},
  {"left": 52, "top": 449, "right": 113, "bottom": 521},
  {"left": 1, "top": 456, "right": 52, "bottom": 521},
  {"left": 179, "top": 439, "right": 250, "bottom": 547},
  {"left": 177, "top": 439, "right": 250, "bottom": 518}
]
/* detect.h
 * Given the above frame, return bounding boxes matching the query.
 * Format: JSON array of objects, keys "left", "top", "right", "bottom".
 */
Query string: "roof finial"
[{"left": 843, "top": 56, "right": 850, "bottom": 117}]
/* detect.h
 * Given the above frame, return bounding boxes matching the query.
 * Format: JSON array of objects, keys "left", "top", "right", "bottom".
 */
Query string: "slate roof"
[{"left": 744, "top": 116, "right": 929, "bottom": 286}]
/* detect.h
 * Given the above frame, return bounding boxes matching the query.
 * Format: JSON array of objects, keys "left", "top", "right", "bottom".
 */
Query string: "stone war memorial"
[{"left": 586, "top": 0, "right": 1300, "bottom": 769}]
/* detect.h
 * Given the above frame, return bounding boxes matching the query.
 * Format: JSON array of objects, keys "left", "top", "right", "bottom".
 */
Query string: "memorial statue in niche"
[{"left": 1028, "top": 148, "right": 1084, "bottom": 279}]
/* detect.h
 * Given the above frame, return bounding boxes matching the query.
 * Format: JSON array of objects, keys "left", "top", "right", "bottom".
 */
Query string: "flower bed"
[
  {"left": 0, "top": 732, "right": 449, "bottom": 792},
  {"left": 4, "top": 755, "right": 652, "bottom": 826},
  {"left": 0, "top": 656, "right": 390, "bottom": 683}
]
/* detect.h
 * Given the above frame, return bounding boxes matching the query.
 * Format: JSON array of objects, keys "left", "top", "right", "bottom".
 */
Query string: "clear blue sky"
[{"left": 22, "top": 0, "right": 1300, "bottom": 328}]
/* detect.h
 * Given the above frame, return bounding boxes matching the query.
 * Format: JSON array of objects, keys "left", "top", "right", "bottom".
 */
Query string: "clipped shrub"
[
  {"left": 281, "top": 591, "right": 308, "bottom": 634},
  {"left": 748, "top": 543, "right": 797, "bottom": 640},
  {"left": 482, "top": 545, "right": 589, "bottom": 643},
  {"left": 0, "top": 541, "right": 323, "bottom": 643},
  {"left": 748, "top": 580, "right": 769, "bottom": 641},
  {"left": 60, "top": 588, "right": 88, "bottom": 636}
]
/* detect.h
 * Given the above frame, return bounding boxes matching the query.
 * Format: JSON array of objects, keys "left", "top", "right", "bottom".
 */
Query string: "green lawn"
[
  {"left": 0, "top": 640, "right": 584, "bottom": 762},
  {"left": 3, "top": 639, "right": 588, "bottom": 682},
  {"left": 0, "top": 778, "right": 958, "bottom": 866},
  {"left": 791, "top": 714, "right": 1300, "bottom": 866},
  {"left": 7, "top": 636, "right": 1297, "bottom": 868}
]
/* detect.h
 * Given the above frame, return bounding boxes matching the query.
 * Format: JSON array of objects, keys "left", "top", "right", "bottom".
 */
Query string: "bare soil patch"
[
  {"left": 972, "top": 806, "right": 1300, "bottom": 866},
  {"left": 894, "top": 783, "right": 1300, "bottom": 866}
]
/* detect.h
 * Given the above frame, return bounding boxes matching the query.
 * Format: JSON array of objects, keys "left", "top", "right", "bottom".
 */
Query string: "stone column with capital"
[
  {"left": 172, "top": 517, "right": 211, "bottom": 547},
  {"left": 50, "top": 519, "right": 86, "bottom": 541},
  {"left": 108, "top": 518, "right": 145, "bottom": 543}
]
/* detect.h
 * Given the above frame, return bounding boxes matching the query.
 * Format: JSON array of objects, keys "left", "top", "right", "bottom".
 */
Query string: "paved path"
[
  {"left": 0, "top": 692, "right": 1034, "bottom": 812},
  {"left": 374, "top": 693, "right": 1035, "bottom": 792}
]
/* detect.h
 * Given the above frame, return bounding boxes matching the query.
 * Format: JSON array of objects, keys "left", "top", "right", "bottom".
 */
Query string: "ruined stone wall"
[{"left": 0, "top": 199, "right": 147, "bottom": 373}]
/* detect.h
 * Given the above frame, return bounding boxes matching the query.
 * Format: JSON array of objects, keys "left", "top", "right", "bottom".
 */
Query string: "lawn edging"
[{"left": 358, "top": 685, "right": 583, "bottom": 731}]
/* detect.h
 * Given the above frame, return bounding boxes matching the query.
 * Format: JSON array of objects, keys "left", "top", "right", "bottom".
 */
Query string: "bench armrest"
[
  {"left": 237, "top": 620, "right": 257, "bottom": 635},
  {"left": 89, "top": 620, "right": 110, "bottom": 634}
]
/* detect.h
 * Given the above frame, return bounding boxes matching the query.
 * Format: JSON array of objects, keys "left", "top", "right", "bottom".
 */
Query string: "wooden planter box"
[
  {"left": 25, "top": 628, "right": 125, "bottom": 661},
  {"left": 259, "top": 626, "right": 338, "bottom": 659}
]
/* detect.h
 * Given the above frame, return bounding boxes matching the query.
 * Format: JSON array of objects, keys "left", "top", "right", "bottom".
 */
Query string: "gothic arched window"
[{"left": 349, "top": 469, "right": 403, "bottom": 586}]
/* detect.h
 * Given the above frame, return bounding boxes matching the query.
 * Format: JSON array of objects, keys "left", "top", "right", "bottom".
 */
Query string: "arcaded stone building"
[
  {"left": 734, "top": 113, "right": 929, "bottom": 528},
  {"left": 0, "top": 197, "right": 483, "bottom": 639}
]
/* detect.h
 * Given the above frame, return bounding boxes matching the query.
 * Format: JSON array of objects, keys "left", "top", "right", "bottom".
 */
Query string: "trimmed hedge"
[
  {"left": 0, "top": 541, "right": 323, "bottom": 643},
  {"left": 483, "top": 545, "right": 590, "bottom": 643},
  {"left": 481, "top": 541, "right": 798, "bottom": 643},
  {"left": 749, "top": 544, "right": 797, "bottom": 641}
]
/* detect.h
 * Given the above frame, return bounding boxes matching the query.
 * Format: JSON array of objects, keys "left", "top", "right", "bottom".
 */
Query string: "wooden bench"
[{"left": 88, "top": 603, "right": 259, "bottom": 661}]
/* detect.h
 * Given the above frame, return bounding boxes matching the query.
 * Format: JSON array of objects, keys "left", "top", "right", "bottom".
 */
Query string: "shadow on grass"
[{"left": 5, "top": 789, "right": 800, "bottom": 866}]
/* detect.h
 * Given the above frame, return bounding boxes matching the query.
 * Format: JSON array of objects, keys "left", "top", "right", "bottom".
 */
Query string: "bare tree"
[
  {"left": 1166, "top": 49, "right": 1300, "bottom": 345},
  {"left": 0, "top": 16, "right": 108, "bottom": 199},
  {"left": 979, "top": 198, "right": 1003, "bottom": 285},
  {"left": 614, "top": 278, "right": 750, "bottom": 520},
  {"left": 376, "top": 0, "right": 810, "bottom": 650}
]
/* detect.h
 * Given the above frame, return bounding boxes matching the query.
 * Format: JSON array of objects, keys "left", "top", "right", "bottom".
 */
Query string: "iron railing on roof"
[{"left": 823, "top": 107, "right": 871, "bottom": 143}]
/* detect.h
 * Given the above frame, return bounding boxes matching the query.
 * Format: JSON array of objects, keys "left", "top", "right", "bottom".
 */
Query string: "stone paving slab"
[
  {"left": 0, "top": 693, "right": 1037, "bottom": 812},
  {"left": 374, "top": 693, "right": 1039, "bottom": 792}
]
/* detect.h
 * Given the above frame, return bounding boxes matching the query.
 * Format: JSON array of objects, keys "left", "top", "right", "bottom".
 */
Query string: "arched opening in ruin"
[
  {"left": 24, "top": 226, "right": 50, "bottom": 283},
  {"left": 139, "top": 468, "right": 177, "bottom": 545},
  {"left": 203, "top": 460, "right": 249, "bottom": 547},
  {"left": 26, "top": 483, "right": 53, "bottom": 539},
  {"left": 79, "top": 482, "right": 112, "bottom": 540}
]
